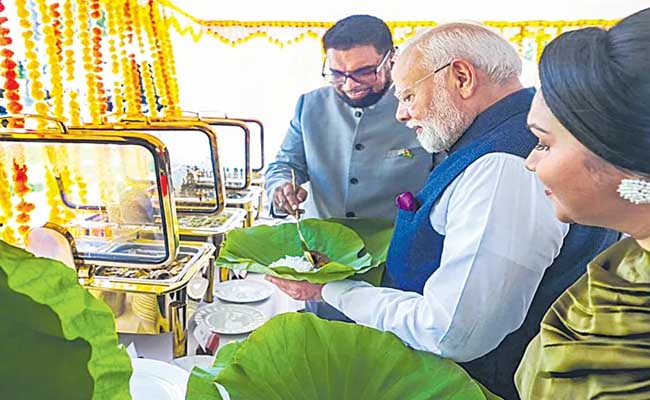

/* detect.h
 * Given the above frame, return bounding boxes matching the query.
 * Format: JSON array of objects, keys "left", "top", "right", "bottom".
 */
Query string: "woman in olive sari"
[{"left": 516, "top": 7, "right": 650, "bottom": 399}]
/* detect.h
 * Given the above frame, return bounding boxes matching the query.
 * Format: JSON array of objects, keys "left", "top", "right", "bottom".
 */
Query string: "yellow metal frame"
[
  {"left": 0, "top": 116, "right": 181, "bottom": 270},
  {"left": 72, "top": 117, "right": 227, "bottom": 216},
  {"left": 150, "top": 113, "right": 253, "bottom": 191}
]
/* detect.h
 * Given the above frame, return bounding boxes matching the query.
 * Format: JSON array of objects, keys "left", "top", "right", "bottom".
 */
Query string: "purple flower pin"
[{"left": 395, "top": 191, "right": 417, "bottom": 212}]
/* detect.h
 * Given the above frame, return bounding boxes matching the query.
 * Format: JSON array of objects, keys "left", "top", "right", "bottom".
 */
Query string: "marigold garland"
[
  {"left": 49, "top": 2, "right": 66, "bottom": 118},
  {"left": 152, "top": 1, "right": 180, "bottom": 115},
  {"left": 62, "top": 0, "right": 81, "bottom": 125},
  {"left": 0, "top": 151, "right": 18, "bottom": 244},
  {"left": 12, "top": 158, "right": 35, "bottom": 237},
  {"left": 147, "top": 0, "right": 170, "bottom": 113},
  {"left": 68, "top": 149, "right": 88, "bottom": 204},
  {"left": 36, "top": 0, "right": 65, "bottom": 120},
  {"left": 132, "top": 0, "right": 158, "bottom": 117},
  {"left": 101, "top": 0, "right": 124, "bottom": 114},
  {"left": 89, "top": 0, "right": 108, "bottom": 117},
  {"left": 0, "top": 1, "right": 23, "bottom": 115},
  {"left": 16, "top": 0, "right": 49, "bottom": 118},
  {"left": 43, "top": 145, "right": 75, "bottom": 226},
  {"left": 120, "top": 0, "right": 141, "bottom": 114},
  {"left": 76, "top": 0, "right": 101, "bottom": 122},
  {"left": 158, "top": 0, "right": 618, "bottom": 60}
]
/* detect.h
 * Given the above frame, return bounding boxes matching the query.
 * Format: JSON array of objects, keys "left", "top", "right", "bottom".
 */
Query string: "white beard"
[
  {"left": 413, "top": 123, "right": 456, "bottom": 153},
  {"left": 407, "top": 87, "right": 473, "bottom": 154}
]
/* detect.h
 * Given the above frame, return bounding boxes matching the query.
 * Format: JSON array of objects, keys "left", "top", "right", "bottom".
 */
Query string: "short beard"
[
  {"left": 335, "top": 81, "right": 391, "bottom": 108},
  {"left": 408, "top": 87, "right": 473, "bottom": 153}
]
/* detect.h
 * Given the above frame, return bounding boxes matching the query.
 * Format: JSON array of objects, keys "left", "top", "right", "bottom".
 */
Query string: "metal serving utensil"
[{"left": 291, "top": 169, "right": 315, "bottom": 266}]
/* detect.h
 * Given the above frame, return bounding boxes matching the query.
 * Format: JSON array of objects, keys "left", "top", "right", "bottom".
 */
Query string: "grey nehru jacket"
[{"left": 265, "top": 85, "right": 434, "bottom": 220}]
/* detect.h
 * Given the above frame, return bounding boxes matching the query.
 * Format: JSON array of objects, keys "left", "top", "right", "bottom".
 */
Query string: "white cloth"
[{"left": 322, "top": 153, "right": 569, "bottom": 362}]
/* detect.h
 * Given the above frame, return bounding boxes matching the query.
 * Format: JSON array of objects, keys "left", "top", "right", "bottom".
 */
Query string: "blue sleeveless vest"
[{"left": 383, "top": 88, "right": 619, "bottom": 399}]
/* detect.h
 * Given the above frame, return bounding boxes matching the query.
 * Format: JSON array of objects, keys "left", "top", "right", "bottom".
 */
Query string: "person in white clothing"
[{"left": 267, "top": 22, "right": 618, "bottom": 399}]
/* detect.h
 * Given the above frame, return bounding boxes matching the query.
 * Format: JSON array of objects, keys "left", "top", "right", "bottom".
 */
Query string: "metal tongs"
[{"left": 291, "top": 169, "right": 316, "bottom": 266}]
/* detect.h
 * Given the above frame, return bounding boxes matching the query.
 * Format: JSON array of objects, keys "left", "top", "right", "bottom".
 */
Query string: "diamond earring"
[{"left": 617, "top": 178, "right": 650, "bottom": 205}]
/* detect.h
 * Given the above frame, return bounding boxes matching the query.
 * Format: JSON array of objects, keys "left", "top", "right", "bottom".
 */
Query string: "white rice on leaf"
[{"left": 269, "top": 256, "right": 314, "bottom": 272}]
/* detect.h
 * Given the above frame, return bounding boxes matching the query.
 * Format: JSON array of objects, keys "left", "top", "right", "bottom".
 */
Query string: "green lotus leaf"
[
  {"left": 186, "top": 313, "right": 499, "bottom": 400},
  {"left": 329, "top": 218, "right": 394, "bottom": 285},
  {"left": 186, "top": 342, "right": 243, "bottom": 400},
  {"left": 217, "top": 219, "right": 387, "bottom": 283},
  {"left": 328, "top": 218, "right": 394, "bottom": 261},
  {"left": 0, "top": 240, "right": 132, "bottom": 400}
]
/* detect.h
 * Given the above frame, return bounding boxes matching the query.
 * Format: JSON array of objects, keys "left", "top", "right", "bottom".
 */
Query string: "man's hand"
[
  {"left": 273, "top": 182, "right": 308, "bottom": 214},
  {"left": 266, "top": 275, "right": 323, "bottom": 301}
]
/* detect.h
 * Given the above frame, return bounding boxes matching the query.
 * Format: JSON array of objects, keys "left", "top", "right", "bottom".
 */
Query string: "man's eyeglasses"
[
  {"left": 322, "top": 50, "right": 392, "bottom": 86},
  {"left": 394, "top": 62, "right": 451, "bottom": 107}
]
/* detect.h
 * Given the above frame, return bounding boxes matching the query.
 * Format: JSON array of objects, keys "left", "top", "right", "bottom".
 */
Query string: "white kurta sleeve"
[{"left": 322, "top": 153, "right": 569, "bottom": 362}]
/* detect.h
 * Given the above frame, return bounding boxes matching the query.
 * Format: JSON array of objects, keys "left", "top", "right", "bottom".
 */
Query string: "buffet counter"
[{"left": 119, "top": 273, "right": 304, "bottom": 362}]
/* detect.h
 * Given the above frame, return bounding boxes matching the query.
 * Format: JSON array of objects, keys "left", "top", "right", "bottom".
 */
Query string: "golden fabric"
[{"left": 516, "top": 238, "right": 650, "bottom": 400}]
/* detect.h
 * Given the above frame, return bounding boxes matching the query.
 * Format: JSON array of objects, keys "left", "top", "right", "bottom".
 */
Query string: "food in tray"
[
  {"left": 95, "top": 254, "right": 190, "bottom": 280},
  {"left": 178, "top": 214, "right": 230, "bottom": 228},
  {"left": 226, "top": 191, "right": 246, "bottom": 200}
]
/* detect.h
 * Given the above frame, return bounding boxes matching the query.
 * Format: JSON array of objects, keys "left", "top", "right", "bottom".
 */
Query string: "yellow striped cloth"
[{"left": 516, "top": 237, "right": 650, "bottom": 400}]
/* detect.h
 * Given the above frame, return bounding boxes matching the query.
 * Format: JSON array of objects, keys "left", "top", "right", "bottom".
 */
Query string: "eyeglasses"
[
  {"left": 322, "top": 50, "right": 392, "bottom": 86},
  {"left": 394, "top": 62, "right": 451, "bottom": 107}
]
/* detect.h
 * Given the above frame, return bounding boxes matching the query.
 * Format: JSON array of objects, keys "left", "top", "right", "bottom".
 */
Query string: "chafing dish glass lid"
[
  {"left": 81, "top": 126, "right": 223, "bottom": 215},
  {"left": 209, "top": 123, "right": 250, "bottom": 191},
  {"left": 0, "top": 135, "right": 175, "bottom": 268}
]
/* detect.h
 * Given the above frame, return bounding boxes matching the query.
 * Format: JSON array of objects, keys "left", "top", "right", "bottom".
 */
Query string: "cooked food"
[
  {"left": 269, "top": 255, "right": 314, "bottom": 272},
  {"left": 268, "top": 251, "right": 330, "bottom": 272},
  {"left": 309, "top": 250, "right": 330, "bottom": 269}
]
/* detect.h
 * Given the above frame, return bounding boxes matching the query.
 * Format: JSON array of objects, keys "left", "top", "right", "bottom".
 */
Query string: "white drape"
[{"left": 170, "top": 1, "right": 649, "bottom": 165}]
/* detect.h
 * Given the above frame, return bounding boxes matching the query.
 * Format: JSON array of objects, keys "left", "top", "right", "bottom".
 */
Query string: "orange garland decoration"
[
  {"left": 147, "top": 0, "right": 170, "bottom": 113},
  {"left": 123, "top": 0, "right": 142, "bottom": 114},
  {"left": 0, "top": 151, "right": 17, "bottom": 244},
  {"left": 12, "top": 159, "right": 35, "bottom": 236},
  {"left": 132, "top": 0, "right": 158, "bottom": 117},
  {"left": 0, "top": 0, "right": 23, "bottom": 114}
]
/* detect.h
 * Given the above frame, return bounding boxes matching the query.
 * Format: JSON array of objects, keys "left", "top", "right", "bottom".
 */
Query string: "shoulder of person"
[
  {"left": 461, "top": 152, "right": 533, "bottom": 185},
  {"left": 302, "top": 86, "right": 337, "bottom": 103}
]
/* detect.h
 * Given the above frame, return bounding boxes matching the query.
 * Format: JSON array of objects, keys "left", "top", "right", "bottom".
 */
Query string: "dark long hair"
[{"left": 539, "top": 7, "right": 650, "bottom": 174}]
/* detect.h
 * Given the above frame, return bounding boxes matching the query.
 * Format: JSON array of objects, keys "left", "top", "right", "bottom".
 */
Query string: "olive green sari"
[{"left": 516, "top": 238, "right": 650, "bottom": 399}]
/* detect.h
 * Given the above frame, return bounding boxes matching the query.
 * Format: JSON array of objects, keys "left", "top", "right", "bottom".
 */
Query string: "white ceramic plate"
[
  {"left": 172, "top": 355, "right": 215, "bottom": 372},
  {"left": 213, "top": 279, "right": 275, "bottom": 303},
  {"left": 130, "top": 358, "right": 189, "bottom": 400},
  {"left": 194, "top": 304, "right": 267, "bottom": 335}
]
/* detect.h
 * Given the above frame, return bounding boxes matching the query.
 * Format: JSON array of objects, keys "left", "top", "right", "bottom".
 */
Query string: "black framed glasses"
[{"left": 322, "top": 50, "right": 392, "bottom": 86}]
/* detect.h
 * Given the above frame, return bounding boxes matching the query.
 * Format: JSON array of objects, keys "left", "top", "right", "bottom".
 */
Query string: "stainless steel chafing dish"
[
  {"left": 0, "top": 115, "right": 215, "bottom": 358},
  {"left": 153, "top": 113, "right": 266, "bottom": 227},
  {"left": 131, "top": 113, "right": 263, "bottom": 228},
  {"left": 74, "top": 117, "right": 248, "bottom": 282},
  {"left": 192, "top": 114, "right": 262, "bottom": 227},
  {"left": 224, "top": 117, "right": 265, "bottom": 186},
  {"left": 223, "top": 117, "right": 266, "bottom": 223}
]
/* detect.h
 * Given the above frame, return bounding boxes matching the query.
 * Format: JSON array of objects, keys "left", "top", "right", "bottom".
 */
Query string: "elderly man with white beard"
[{"left": 267, "top": 22, "right": 618, "bottom": 399}]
